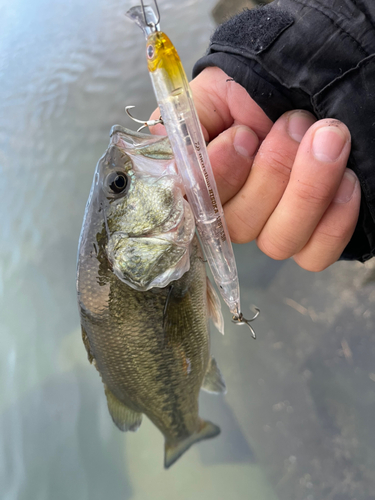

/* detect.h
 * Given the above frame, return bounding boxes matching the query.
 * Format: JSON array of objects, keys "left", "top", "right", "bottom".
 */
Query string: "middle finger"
[
  {"left": 258, "top": 119, "right": 351, "bottom": 260},
  {"left": 224, "top": 110, "right": 317, "bottom": 242}
]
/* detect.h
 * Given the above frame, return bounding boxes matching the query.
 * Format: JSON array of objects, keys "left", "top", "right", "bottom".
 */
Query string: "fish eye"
[
  {"left": 106, "top": 171, "right": 129, "bottom": 195},
  {"left": 147, "top": 44, "right": 154, "bottom": 59}
]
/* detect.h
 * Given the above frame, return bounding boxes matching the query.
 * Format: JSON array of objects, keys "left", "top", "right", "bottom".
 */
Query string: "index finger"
[
  {"left": 190, "top": 67, "right": 273, "bottom": 141},
  {"left": 150, "top": 67, "right": 273, "bottom": 141}
]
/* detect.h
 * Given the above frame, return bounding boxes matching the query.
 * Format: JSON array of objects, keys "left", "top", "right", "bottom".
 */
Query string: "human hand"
[{"left": 150, "top": 67, "right": 361, "bottom": 272}]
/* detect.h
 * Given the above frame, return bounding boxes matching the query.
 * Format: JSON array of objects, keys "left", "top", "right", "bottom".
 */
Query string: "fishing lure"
[{"left": 125, "top": 0, "right": 259, "bottom": 336}]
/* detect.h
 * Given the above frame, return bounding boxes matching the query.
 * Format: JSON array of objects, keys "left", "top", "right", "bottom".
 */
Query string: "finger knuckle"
[
  {"left": 231, "top": 233, "right": 250, "bottom": 244},
  {"left": 217, "top": 161, "right": 249, "bottom": 191},
  {"left": 259, "top": 148, "right": 294, "bottom": 180},
  {"left": 295, "top": 179, "right": 332, "bottom": 206},
  {"left": 293, "top": 254, "right": 330, "bottom": 272},
  {"left": 257, "top": 231, "right": 296, "bottom": 260},
  {"left": 227, "top": 212, "right": 258, "bottom": 244},
  {"left": 292, "top": 220, "right": 353, "bottom": 272},
  {"left": 230, "top": 224, "right": 257, "bottom": 244},
  {"left": 316, "top": 221, "right": 352, "bottom": 247}
]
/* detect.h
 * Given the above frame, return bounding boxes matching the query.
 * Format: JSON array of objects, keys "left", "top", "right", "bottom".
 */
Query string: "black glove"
[{"left": 193, "top": 0, "right": 375, "bottom": 261}]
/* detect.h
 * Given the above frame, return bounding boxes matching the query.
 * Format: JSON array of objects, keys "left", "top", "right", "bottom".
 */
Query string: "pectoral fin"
[
  {"left": 104, "top": 386, "right": 142, "bottom": 432},
  {"left": 206, "top": 278, "right": 224, "bottom": 335},
  {"left": 164, "top": 419, "right": 220, "bottom": 468},
  {"left": 201, "top": 356, "right": 227, "bottom": 394}
]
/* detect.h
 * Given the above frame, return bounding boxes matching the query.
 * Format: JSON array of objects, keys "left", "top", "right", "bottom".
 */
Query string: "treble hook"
[
  {"left": 231, "top": 308, "right": 260, "bottom": 339},
  {"left": 125, "top": 105, "right": 164, "bottom": 132},
  {"left": 140, "top": 0, "right": 160, "bottom": 29}
]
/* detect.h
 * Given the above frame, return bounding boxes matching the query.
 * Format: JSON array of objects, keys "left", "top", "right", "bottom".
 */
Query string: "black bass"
[{"left": 77, "top": 126, "right": 226, "bottom": 468}]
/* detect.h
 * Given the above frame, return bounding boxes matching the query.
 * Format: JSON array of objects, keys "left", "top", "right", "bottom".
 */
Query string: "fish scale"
[{"left": 87, "top": 239, "right": 208, "bottom": 438}]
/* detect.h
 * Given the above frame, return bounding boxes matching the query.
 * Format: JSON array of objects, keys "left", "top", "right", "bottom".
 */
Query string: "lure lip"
[{"left": 125, "top": 5, "right": 160, "bottom": 38}]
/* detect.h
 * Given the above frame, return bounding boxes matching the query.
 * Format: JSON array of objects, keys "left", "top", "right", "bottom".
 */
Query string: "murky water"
[{"left": 1, "top": 1, "right": 375, "bottom": 499}]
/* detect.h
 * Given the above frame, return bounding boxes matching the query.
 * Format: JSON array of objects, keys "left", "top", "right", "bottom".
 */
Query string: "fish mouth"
[{"left": 107, "top": 199, "right": 195, "bottom": 291}]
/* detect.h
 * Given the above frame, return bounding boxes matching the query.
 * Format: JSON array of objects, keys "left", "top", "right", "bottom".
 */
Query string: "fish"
[{"left": 76, "top": 125, "right": 226, "bottom": 468}]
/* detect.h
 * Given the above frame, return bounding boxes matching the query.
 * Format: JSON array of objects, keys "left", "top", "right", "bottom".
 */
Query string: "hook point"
[
  {"left": 125, "top": 105, "right": 164, "bottom": 130},
  {"left": 232, "top": 307, "right": 260, "bottom": 339}
]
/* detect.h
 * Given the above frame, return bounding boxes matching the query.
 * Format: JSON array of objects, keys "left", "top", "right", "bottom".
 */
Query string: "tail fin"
[{"left": 164, "top": 420, "right": 220, "bottom": 469}]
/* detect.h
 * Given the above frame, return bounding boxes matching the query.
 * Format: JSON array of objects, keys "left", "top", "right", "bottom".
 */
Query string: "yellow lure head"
[{"left": 146, "top": 31, "right": 182, "bottom": 77}]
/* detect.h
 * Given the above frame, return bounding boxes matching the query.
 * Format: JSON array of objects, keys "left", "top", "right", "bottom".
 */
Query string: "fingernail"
[
  {"left": 334, "top": 169, "right": 357, "bottom": 204},
  {"left": 287, "top": 111, "right": 316, "bottom": 142},
  {"left": 233, "top": 126, "right": 258, "bottom": 158},
  {"left": 313, "top": 126, "right": 347, "bottom": 162}
]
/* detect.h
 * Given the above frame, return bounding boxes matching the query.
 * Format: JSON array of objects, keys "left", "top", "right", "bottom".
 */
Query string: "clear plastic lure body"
[{"left": 126, "top": 5, "right": 258, "bottom": 332}]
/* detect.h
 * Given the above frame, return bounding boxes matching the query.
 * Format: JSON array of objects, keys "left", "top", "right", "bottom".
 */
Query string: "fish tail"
[{"left": 164, "top": 420, "right": 220, "bottom": 469}]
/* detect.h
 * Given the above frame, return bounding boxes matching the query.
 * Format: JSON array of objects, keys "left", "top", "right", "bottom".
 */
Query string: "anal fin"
[
  {"left": 164, "top": 419, "right": 220, "bottom": 468},
  {"left": 104, "top": 385, "right": 142, "bottom": 432},
  {"left": 201, "top": 356, "right": 227, "bottom": 394}
]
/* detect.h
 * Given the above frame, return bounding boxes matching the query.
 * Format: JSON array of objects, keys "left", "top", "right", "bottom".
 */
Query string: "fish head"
[{"left": 82, "top": 126, "right": 195, "bottom": 291}]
